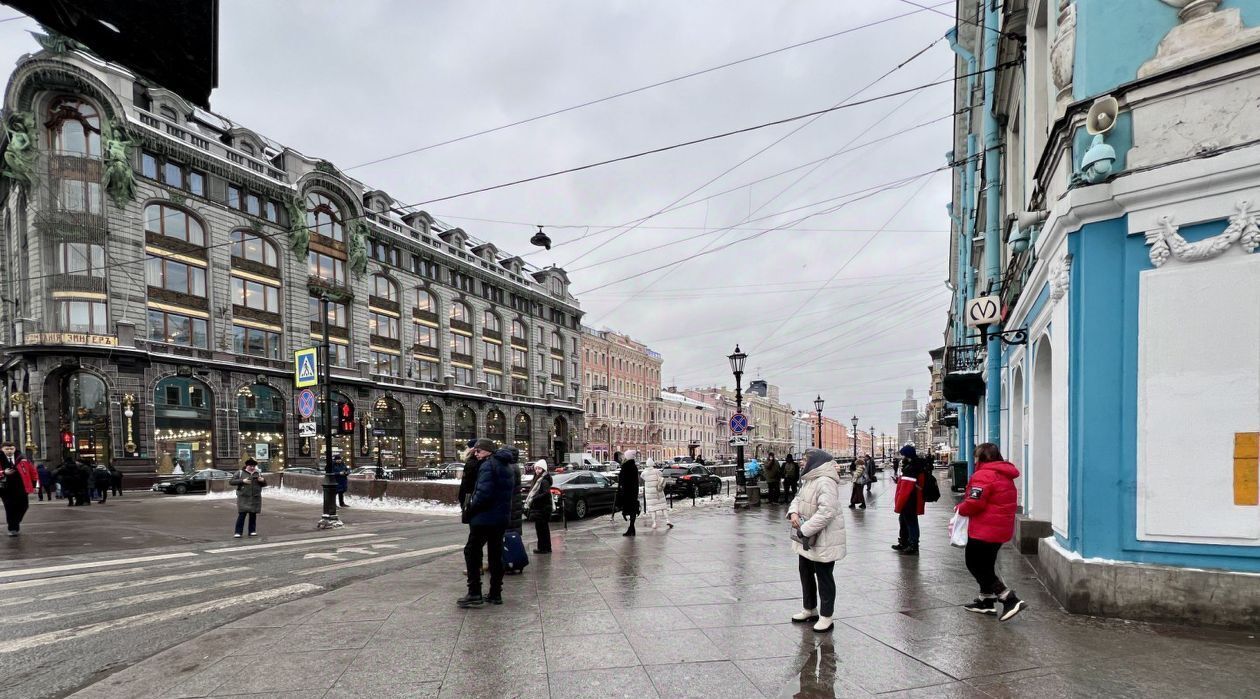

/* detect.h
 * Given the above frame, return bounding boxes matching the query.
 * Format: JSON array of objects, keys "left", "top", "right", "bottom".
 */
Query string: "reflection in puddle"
[{"left": 781, "top": 643, "right": 837, "bottom": 698}]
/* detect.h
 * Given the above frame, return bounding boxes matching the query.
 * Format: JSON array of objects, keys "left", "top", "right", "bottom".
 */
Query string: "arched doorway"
[
  {"left": 486, "top": 409, "right": 507, "bottom": 449},
  {"left": 154, "top": 376, "right": 214, "bottom": 474},
  {"left": 1030, "top": 337, "right": 1053, "bottom": 522},
  {"left": 453, "top": 405, "right": 476, "bottom": 450},
  {"left": 514, "top": 412, "right": 532, "bottom": 462},
  {"left": 372, "top": 397, "right": 405, "bottom": 469},
  {"left": 1010, "top": 365, "right": 1025, "bottom": 510},
  {"left": 237, "top": 384, "right": 285, "bottom": 472},
  {"left": 62, "top": 371, "right": 110, "bottom": 465},
  {"left": 552, "top": 416, "right": 568, "bottom": 466},
  {"left": 416, "top": 401, "right": 443, "bottom": 464},
  {"left": 316, "top": 391, "right": 355, "bottom": 467}
]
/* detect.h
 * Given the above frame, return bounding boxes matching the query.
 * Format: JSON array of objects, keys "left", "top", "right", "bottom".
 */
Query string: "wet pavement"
[{"left": 50, "top": 477, "right": 1260, "bottom": 698}]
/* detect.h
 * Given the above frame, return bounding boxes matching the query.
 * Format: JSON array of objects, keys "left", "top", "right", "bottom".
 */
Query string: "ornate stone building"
[
  {"left": 0, "top": 47, "right": 583, "bottom": 481},
  {"left": 579, "top": 327, "right": 661, "bottom": 461},
  {"left": 657, "top": 390, "right": 715, "bottom": 461}
]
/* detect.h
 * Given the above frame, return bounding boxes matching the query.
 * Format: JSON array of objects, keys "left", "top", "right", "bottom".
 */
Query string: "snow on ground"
[{"left": 204, "top": 486, "right": 460, "bottom": 516}]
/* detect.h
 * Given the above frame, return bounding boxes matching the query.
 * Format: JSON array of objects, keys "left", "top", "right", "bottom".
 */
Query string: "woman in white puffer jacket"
[
  {"left": 787, "top": 448, "right": 846, "bottom": 632},
  {"left": 640, "top": 459, "right": 672, "bottom": 529}
]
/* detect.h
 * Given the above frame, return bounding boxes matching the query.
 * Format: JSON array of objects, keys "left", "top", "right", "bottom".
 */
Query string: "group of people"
[
  {"left": 1, "top": 442, "right": 129, "bottom": 537},
  {"left": 455, "top": 438, "right": 534, "bottom": 609},
  {"left": 760, "top": 453, "right": 800, "bottom": 504},
  {"left": 612, "top": 450, "right": 674, "bottom": 537},
  {"left": 786, "top": 442, "right": 1027, "bottom": 633}
]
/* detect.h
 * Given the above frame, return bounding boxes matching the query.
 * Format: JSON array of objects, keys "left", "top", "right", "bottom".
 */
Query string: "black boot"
[
  {"left": 891, "top": 542, "right": 906, "bottom": 551},
  {"left": 457, "top": 593, "right": 484, "bottom": 608}
]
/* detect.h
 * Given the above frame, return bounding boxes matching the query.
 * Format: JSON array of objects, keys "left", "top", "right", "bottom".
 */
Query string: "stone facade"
[
  {"left": 0, "top": 50, "right": 582, "bottom": 480},
  {"left": 579, "top": 327, "right": 661, "bottom": 461},
  {"left": 657, "top": 390, "right": 716, "bottom": 461}
]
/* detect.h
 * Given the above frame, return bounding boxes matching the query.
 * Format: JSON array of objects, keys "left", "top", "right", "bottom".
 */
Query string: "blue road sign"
[
  {"left": 294, "top": 347, "right": 319, "bottom": 388},
  {"left": 297, "top": 389, "right": 317, "bottom": 419},
  {"left": 729, "top": 413, "right": 748, "bottom": 434}
]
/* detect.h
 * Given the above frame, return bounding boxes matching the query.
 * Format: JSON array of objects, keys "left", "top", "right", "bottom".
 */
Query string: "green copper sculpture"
[
  {"left": 285, "top": 195, "right": 309, "bottom": 260},
  {"left": 101, "top": 119, "right": 136, "bottom": 208},
  {"left": 348, "top": 220, "right": 369, "bottom": 278},
  {"left": 1, "top": 111, "right": 37, "bottom": 189}
]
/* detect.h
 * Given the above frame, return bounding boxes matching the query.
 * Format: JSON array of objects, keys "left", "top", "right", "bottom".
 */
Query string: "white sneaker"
[
  {"left": 233, "top": 534, "right": 241, "bottom": 538},
  {"left": 791, "top": 609, "right": 819, "bottom": 623},
  {"left": 813, "top": 615, "right": 834, "bottom": 632},
  {"left": 248, "top": 532, "right": 258, "bottom": 537}
]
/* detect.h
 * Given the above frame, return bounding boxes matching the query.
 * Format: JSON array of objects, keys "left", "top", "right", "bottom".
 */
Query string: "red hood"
[{"left": 977, "top": 460, "right": 1020, "bottom": 480}]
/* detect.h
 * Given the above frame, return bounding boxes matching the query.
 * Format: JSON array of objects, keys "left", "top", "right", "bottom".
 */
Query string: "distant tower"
[{"left": 898, "top": 389, "right": 919, "bottom": 447}]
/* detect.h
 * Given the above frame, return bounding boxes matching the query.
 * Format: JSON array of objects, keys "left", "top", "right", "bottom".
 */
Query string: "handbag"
[
  {"left": 949, "top": 511, "right": 970, "bottom": 547},
  {"left": 790, "top": 524, "right": 818, "bottom": 551}
]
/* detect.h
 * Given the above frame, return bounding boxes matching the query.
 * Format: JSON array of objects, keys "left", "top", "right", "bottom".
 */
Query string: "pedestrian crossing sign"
[{"left": 294, "top": 347, "right": 319, "bottom": 388}]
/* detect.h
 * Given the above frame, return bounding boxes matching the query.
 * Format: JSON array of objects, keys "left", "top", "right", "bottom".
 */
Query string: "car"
[
  {"left": 662, "top": 465, "right": 722, "bottom": 498},
  {"left": 547, "top": 470, "right": 619, "bottom": 519},
  {"left": 348, "top": 467, "right": 396, "bottom": 479},
  {"left": 151, "top": 468, "right": 232, "bottom": 495},
  {"left": 280, "top": 467, "right": 322, "bottom": 476}
]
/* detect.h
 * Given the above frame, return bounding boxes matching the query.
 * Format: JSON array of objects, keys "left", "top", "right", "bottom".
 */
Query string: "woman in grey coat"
[{"left": 230, "top": 458, "right": 267, "bottom": 538}]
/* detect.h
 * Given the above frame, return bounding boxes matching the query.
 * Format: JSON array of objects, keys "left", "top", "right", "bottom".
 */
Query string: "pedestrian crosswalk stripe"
[
  {"left": 0, "top": 559, "right": 207, "bottom": 592},
  {"left": 0, "top": 552, "right": 198, "bottom": 581},
  {"left": 294, "top": 543, "right": 463, "bottom": 575},
  {"left": 203, "top": 532, "right": 376, "bottom": 554},
  {"left": 0, "top": 566, "right": 251, "bottom": 608},
  {"left": 0, "top": 583, "right": 323, "bottom": 654},
  {"left": 0, "top": 577, "right": 259, "bottom": 626}
]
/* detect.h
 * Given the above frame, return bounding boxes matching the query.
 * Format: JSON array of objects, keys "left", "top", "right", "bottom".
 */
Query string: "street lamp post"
[
  {"left": 729, "top": 345, "right": 748, "bottom": 508},
  {"left": 813, "top": 395, "right": 824, "bottom": 449},
  {"left": 850, "top": 415, "right": 859, "bottom": 462},
  {"left": 318, "top": 294, "right": 342, "bottom": 529}
]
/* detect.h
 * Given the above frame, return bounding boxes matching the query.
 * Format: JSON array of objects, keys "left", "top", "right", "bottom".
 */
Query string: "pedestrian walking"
[
  {"left": 892, "top": 445, "right": 927, "bottom": 555},
  {"left": 36, "top": 462, "right": 56, "bottom": 501},
  {"left": 782, "top": 454, "right": 800, "bottom": 500},
  {"left": 617, "top": 449, "right": 641, "bottom": 536},
  {"left": 864, "top": 454, "right": 876, "bottom": 494},
  {"left": 230, "top": 458, "right": 266, "bottom": 538},
  {"left": 640, "top": 458, "right": 672, "bottom": 529},
  {"left": 91, "top": 463, "right": 111, "bottom": 504},
  {"left": 1, "top": 442, "right": 36, "bottom": 536},
  {"left": 848, "top": 458, "right": 866, "bottom": 510},
  {"left": 109, "top": 465, "right": 123, "bottom": 496},
  {"left": 788, "top": 448, "right": 846, "bottom": 633},
  {"left": 765, "top": 453, "right": 782, "bottom": 504},
  {"left": 331, "top": 456, "right": 349, "bottom": 508},
  {"left": 525, "top": 459, "right": 553, "bottom": 553},
  {"left": 958, "top": 443, "right": 1027, "bottom": 621},
  {"left": 459, "top": 440, "right": 515, "bottom": 608}
]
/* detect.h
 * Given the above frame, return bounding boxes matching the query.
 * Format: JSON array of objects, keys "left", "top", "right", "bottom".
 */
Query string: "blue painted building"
[{"left": 945, "top": 0, "right": 1260, "bottom": 628}]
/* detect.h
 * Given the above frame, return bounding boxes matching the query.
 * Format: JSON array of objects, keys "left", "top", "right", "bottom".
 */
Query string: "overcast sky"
[{"left": 1, "top": 1, "right": 957, "bottom": 437}]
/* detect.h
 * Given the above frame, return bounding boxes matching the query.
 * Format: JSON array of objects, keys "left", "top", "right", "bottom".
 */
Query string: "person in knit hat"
[
  {"left": 892, "top": 444, "right": 927, "bottom": 555},
  {"left": 525, "top": 459, "right": 553, "bottom": 554},
  {"left": 640, "top": 458, "right": 672, "bottom": 529},
  {"left": 787, "top": 448, "right": 846, "bottom": 633}
]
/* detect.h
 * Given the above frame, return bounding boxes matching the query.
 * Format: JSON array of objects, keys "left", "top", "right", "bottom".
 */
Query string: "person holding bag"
[
  {"left": 230, "top": 459, "right": 266, "bottom": 538},
  {"left": 525, "top": 460, "right": 553, "bottom": 553},
  {"left": 787, "top": 448, "right": 846, "bottom": 633},
  {"left": 957, "top": 443, "right": 1026, "bottom": 621},
  {"left": 640, "top": 458, "right": 672, "bottom": 529},
  {"left": 848, "top": 459, "right": 866, "bottom": 510}
]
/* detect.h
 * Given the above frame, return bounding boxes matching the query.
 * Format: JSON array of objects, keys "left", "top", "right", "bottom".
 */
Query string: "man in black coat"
[
  {"left": 617, "top": 450, "right": 640, "bottom": 536},
  {"left": 458, "top": 440, "right": 486, "bottom": 524}
]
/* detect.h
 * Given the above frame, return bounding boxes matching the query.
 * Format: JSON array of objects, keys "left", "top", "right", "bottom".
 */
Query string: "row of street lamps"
[{"left": 812, "top": 394, "right": 864, "bottom": 459}]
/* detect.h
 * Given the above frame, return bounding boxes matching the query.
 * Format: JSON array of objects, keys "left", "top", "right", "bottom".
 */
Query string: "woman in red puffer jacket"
[{"left": 956, "top": 443, "right": 1027, "bottom": 621}]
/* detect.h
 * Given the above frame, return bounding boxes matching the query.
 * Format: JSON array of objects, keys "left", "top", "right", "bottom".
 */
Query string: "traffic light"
[
  {"left": 338, "top": 402, "right": 354, "bottom": 434},
  {"left": 61, "top": 430, "right": 74, "bottom": 448}
]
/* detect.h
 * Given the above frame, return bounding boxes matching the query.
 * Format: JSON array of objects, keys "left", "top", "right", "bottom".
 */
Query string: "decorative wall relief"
[
  {"left": 101, "top": 119, "right": 136, "bottom": 208},
  {"left": 348, "top": 220, "right": 369, "bottom": 278},
  {"left": 285, "top": 195, "right": 309, "bottom": 260},
  {"left": 1050, "top": 254, "right": 1074, "bottom": 301},
  {"left": 1140, "top": 1, "right": 1260, "bottom": 78},
  {"left": 1049, "top": 0, "right": 1076, "bottom": 115},
  {"left": 1, "top": 111, "right": 37, "bottom": 189},
  {"left": 1145, "top": 200, "right": 1260, "bottom": 267}
]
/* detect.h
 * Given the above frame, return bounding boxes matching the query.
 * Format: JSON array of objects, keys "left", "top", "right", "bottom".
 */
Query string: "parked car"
[
  {"left": 348, "top": 467, "right": 395, "bottom": 479},
  {"left": 280, "top": 467, "right": 322, "bottom": 476},
  {"left": 547, "top": 470, "right": 619, "bottom": 519},
  {"left": 662, "top": 465, "right": 722, "bottom": 498},
  {"left": 151, "top": 469, "right": 232, "bottom": 495}
]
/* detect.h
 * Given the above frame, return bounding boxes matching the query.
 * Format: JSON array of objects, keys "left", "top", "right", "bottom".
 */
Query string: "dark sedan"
[
  {"left": 151, "top": 468, "right": 232, "bottom": 495},
  {"left": 547, "top": 470, "right": 619, "bottom": 519},
  {"left": 662, "top": 465, "right": 722, "bottom": 498}
]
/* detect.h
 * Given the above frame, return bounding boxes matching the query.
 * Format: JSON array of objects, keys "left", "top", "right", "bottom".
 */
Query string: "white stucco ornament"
[
  {"left": 1049, "top": 1, "right": 1076, "bottom": 114},
  {"left": 1145, "top": 200, "right": 1260, "bottom": 267},
  {"left": 1141, "top": 1, "right": 1260, "bottom": 78},
  {"left": 1049, "top": 254, "right": 1073, "bottom": 301}
]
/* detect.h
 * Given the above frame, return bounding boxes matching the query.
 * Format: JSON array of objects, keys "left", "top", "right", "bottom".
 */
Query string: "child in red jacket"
[{"left": 957, "top": 443, "right": 1027, "bottom": 621}]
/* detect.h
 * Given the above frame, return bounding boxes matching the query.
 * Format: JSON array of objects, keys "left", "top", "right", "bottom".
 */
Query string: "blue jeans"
[
  {"left": 234, "top": 512, "right": 257, "bottom": 535},
  {"left": 898, "top": 508, "right": 919, "bottom": 546}
]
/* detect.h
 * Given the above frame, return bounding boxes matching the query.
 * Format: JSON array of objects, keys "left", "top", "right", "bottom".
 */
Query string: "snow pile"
[{"left": 204, "top": 487, "right": 459, "bottom": 516}]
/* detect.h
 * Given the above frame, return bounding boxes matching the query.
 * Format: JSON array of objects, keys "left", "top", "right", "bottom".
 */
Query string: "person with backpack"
[
  {"left": 892, "top": 445, "right": 935, "bottom": 556},
  {"left": 782, "top": 454, "right": 800, "bottom": 500},
  {"left": 230, "top": 458, "right": 266, "bottom": 537},
  {"left": 958, "top": 443, "right": 1027, "bottom": 621},
  {"left": 765, "top": 453, "right": 782, "bottom": 504}
]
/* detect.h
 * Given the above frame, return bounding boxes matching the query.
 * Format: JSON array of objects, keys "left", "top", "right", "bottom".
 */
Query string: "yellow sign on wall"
[{"left": 1234, "top": 432, "right": 1258, "bottom": 507}]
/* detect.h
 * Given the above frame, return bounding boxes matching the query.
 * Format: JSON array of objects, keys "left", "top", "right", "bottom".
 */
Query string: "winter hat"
[
  {"left": 533, "top": 459, "right": 548, "bottom": 473},
  {"left": 800, "top": 448, "right": 834, "bottom": 476},
  {"left": 623, "top": 449, "right": 638, "bottom": 462},
  {"left": 645, "top": 458, "right": 656, "bottom": 468},
  {"left": 899, "top": 444, "right": 917, "bottom": 459},
  {"left": 471, "top": 438, "right": 497, "bottom": 453}
]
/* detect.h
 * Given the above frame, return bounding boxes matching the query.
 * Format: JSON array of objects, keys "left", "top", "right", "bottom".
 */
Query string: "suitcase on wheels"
[{"left": 503, "top": 529, "right": 529, "bottom": 574}]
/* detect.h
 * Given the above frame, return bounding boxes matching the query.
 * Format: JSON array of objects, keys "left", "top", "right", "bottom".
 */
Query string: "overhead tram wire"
[
  {"left": 892, "top": 0, "right": 1014, "bottom": 39},
  {"left": 341, "top": 1, "right": 955, "bottom": 171},
  {"left": 561, "top": 36, "right": 944, "bottom": 269}
]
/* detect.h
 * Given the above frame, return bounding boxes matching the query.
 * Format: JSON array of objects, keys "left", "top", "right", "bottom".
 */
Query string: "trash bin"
[{"left": 949, "top": 461, "right": 968, "bottom": 492}]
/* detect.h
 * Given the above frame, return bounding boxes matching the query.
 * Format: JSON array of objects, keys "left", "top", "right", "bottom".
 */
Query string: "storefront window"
[
  {"left": 514, "top": 412, "right": 531, "bottom": 462},
  {"left": 237, "top": 384, "right": 285, "bottom": 471},
  {"left": 154, "top": 376, "right": 214, "bottom": 474},
  {"left": 454, "top": 406, "right": 476, "bottom": 448},
  {"left": 486, "top": 409, "right": 506, "bottom": 447},
  {"left": 63, "top": 371, "right": 110, "bottom": 465},
  {"left": 416, "top": 401, "right": 443, "bottom": 463},
  {"left": 372, "top": 397, "right": 405, "bottom": 468}
]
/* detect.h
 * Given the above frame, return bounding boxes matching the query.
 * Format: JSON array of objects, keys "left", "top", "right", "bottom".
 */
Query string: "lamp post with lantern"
[
  {"left": 813, "top": 395, "right": 824, "bottom": 449},
  {"left": 850, "top": 415, "right": 859, "bottom": 462},
  {"left": 728, "top": 345, "right": 748, "bottom": 508}
]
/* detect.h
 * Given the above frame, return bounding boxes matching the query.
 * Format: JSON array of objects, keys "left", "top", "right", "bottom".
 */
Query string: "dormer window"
[{"left": 159, "top": 105, "right": 178, "bottom": 122}]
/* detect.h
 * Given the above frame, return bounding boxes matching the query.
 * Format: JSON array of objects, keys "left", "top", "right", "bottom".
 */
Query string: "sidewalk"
[{"left": 73, "top": 479, "right": 1259, "bottom": 698}]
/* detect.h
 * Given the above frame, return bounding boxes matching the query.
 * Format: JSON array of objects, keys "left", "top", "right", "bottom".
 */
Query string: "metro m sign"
[{"left": 965, "top": 296, "right": 1001, "bottom": 328}]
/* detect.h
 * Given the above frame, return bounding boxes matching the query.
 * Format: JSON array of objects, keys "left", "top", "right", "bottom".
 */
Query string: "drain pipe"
[{"left": 981, "top": 0, "right": 1004, "bottom": 446}]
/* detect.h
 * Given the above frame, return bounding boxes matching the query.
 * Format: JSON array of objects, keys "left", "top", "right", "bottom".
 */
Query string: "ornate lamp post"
[
  {"left": 813, "top": 395, "right": 824, "bottom": 449},
  {"left": 728, "top": 345, "right": 748, "bottom": 508},
  {"left": 850, "top": 415, "right": 859, "bottom": 461}
]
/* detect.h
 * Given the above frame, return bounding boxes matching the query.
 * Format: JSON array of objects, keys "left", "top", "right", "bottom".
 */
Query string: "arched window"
[
  {"left": 486, "top": 409, "right": 507, "bottom": 444},
  {"left": 450, "top": 301, "right": 469, "bottom": 322},
  {"left": 372, "top": 274, "right": 398, "bottom": 302},
  {"left": 145, "top": 203, "right": 205, "bottom": 246},
  {"left": 454, "top": 406, "right": 476, "bottom": 444},
  {"left": 417, "top": 401, "right": 444, "bottom": 462},
  {"left": 46, "top": 96, "right": 101, "bottom": 156},
  {"left": 514, "top": 412, "right": 532, "bottom": 461},
  {"left": 415, "top": 288, "right": 436, "bottom": 314},
  {"left": 154, "top": 376, "right": 214, "bottom": 474},
  {"left": 61, "top": 371, "right": 110, "bottom": 465},
  {"left": 305, "top": 192, "right": 344, "bottom": 242},
  {"left": 230, "top": 230, "right": 278, "bottom": 267},
  {"left": 238, "top": 384, "right": 285, "bottom": 471},
  {"left": 483, "top": 310, "right": 501, "bottom": 333},
  {"left": 372, "top": 397, "right": 405, "bottom": 468}
]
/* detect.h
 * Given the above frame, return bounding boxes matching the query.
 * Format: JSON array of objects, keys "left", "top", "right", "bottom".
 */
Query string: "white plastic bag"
[{"left": 949, "top": 511, "right": 970, "bottom": 548}]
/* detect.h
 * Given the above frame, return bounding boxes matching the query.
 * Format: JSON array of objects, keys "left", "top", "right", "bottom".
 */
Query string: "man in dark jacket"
[
  {"left": 506, "top": 446, "right": 524, "bottom": 533},
  {"left": 765, "top": 453, "right": 782, "bottom": 504},
  {"left": 458, "top": 440, "right": 485, "bottom": 524},
  {"left": 460, "top": 442, "right": 515, "bottom": 608},
  {"left": 782, "top": 454, "right": 800, "bottom": 500},
  {"left": 331, "top": 456, "right": 350, "bottom": 508}
]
